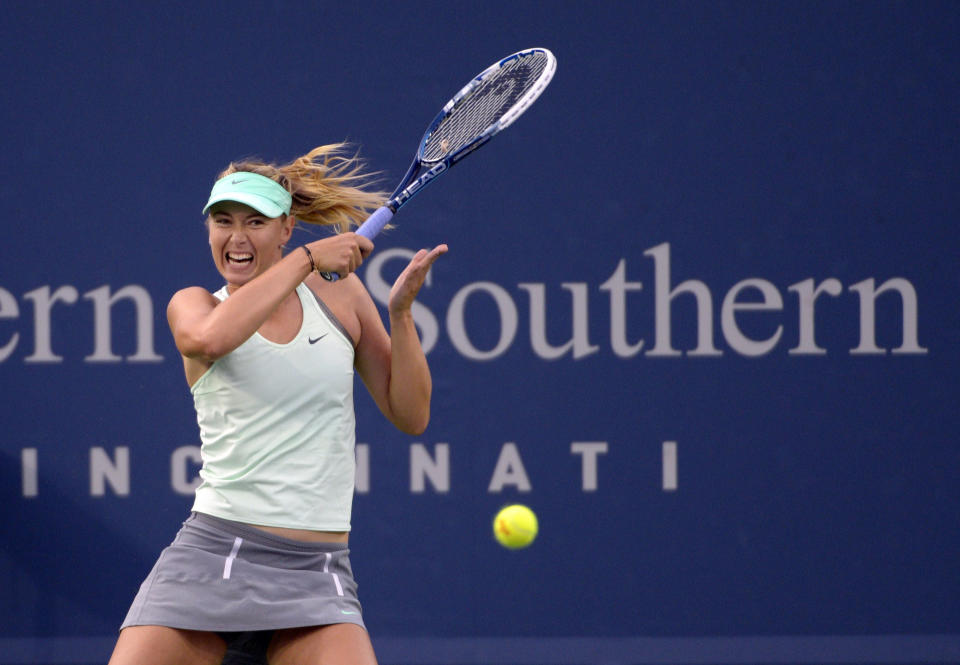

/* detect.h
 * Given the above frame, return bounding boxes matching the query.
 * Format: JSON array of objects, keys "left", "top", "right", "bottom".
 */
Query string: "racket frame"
[
  {"left": 386, "top": 47, "right": 556, "bottom": 213},
  {"left": 321, "top": 48, "right": 555, "bottom": 279}
]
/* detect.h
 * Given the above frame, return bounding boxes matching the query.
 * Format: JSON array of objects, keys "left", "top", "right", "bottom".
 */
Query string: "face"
[{"left": 207, "top": 201, "right": 295, "bottom": 288}]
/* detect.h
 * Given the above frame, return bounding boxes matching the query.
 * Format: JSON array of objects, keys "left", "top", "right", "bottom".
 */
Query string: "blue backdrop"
[{"left": 1, "top": 2, "right": 958, "bottom": 664}]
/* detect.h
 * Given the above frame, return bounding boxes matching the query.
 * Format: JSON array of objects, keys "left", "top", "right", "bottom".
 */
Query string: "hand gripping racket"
[{"left": 322, "top": 47, "right": 556, "bottom": 280}]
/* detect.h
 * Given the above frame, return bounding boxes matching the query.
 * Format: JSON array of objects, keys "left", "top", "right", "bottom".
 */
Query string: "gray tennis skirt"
[{"left": 120, "top": 512, "right": 365, "bottom": 633}]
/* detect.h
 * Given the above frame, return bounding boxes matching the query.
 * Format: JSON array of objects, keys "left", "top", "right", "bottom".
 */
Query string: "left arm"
[{"left": 354, "top": 245, "right": 448, "bottom": 435}]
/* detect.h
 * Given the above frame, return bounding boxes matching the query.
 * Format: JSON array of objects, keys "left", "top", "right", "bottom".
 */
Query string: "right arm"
[{"left": 167, "top": 233, "right": 371, "bottom": 363}]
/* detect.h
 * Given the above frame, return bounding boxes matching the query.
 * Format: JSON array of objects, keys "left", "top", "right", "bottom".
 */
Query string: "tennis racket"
[{"left": 321, "top": 47, "right": 556, "bottom": 280}]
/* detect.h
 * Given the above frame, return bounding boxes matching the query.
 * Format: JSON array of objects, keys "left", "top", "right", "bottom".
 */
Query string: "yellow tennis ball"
[{"left": 493, "top": 504, "right": 538, "bottom": 549}]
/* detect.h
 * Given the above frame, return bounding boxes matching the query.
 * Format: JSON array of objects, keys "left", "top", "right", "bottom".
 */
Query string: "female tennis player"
[{"left": 108, "top": 144, "right": 446, "bottom": 665}]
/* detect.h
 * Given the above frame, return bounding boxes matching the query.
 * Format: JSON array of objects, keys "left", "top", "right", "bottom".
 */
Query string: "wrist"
[
  {"left": 300, "top": 245, "right": 320, "bottom": 275},
  {"left": 389, "top": 307, "right": 414, "bottom": 325}
]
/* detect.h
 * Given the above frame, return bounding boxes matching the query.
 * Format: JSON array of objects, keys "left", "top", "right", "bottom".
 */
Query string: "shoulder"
[{"left": 167, "top": 286, "right": 219, "bottom": 317}]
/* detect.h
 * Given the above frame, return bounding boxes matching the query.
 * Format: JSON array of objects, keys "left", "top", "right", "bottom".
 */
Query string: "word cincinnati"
[
  {"left": 17, "top": 442, "right": 642, "bottom": 498},
  {"left": 0, "top": 242, "right": 926, "bottom": 363}
]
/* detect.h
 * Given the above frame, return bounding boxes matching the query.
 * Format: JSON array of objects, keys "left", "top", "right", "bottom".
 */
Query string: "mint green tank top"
[{"left": 190, "top": 282, "right": 357, "bottom": 531}]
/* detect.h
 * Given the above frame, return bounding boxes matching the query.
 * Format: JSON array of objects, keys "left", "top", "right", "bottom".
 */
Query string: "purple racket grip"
[
  {"left": 357, "top": 206, "right": 394, "bottom": 239},
  {"left": 320, "top": 206, "right": 395, "bottom": 281}
]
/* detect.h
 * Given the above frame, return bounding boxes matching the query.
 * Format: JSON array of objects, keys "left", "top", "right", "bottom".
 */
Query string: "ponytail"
[{"left": 217, "top": 143, "right": 386, "bottom": 232}]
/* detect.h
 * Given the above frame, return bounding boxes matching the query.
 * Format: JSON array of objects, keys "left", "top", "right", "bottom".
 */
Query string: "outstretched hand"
[{"left": 388, "top": 244, "right": 448, "bottom": 316}]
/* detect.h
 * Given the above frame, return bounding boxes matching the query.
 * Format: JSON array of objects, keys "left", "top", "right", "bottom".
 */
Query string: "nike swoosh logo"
[
  {"left": 308, "top": 334, "right": 328, "bottom": 344},
  {"left": 340, "top": 610, "right": 359, "bottom": 615},
  {"left": 231, "top": 178, "right": 248, "bottom": 184}
]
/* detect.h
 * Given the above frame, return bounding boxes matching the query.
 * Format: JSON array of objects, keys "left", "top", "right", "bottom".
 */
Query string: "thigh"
[
  {"left": 268, "top": 624, "right": 377, "bottom": 665},
  {"left": 108, "top": 625, "right": 226, "bottom": 665}
]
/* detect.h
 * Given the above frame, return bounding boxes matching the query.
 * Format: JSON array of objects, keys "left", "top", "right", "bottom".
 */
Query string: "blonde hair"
[{"left": 217, "top": 143, "right": 386, "bottom": 232}]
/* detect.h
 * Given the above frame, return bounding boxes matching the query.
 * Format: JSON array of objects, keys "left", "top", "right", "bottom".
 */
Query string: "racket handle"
[
  {"left": 357, "top": 206, "right": 394, "bottom": 239},
  {"left": 320, "top": 206, "right": 395, "bottom": 281}
]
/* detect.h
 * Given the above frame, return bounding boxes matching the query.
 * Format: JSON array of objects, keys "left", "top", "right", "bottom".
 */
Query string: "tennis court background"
[{"left": 1, "top": 2, "right": 958, "bottom": 664}]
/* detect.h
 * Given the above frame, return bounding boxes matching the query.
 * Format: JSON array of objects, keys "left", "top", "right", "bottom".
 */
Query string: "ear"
[{"left": 280, "top": 214, "right": 296, "bottom": 245}]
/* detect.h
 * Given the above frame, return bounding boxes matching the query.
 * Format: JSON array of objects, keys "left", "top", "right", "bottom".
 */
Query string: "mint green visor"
[{"left": 202, "top": 172, "right": 292, "bottom": 218}]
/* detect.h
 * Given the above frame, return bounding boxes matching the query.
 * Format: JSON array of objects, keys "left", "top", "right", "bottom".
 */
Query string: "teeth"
[{"left": 227, "top": 252, "right": 253, "bottom": 263}]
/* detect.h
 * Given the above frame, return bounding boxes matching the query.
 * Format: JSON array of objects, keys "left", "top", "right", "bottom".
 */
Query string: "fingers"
[
  {"left": 357, "top": 234, "right": 374, "bottom": 258},
  {"left": 388, "top": 244, "right": 448, "bottom": 314},
  {"left": 410, "top": 244, "right": 449, "bottom": 271},
  {"left": 305, "top": 237, "right": 446, "bottom": 287},
  {"left": 399, "top": 244, "right": 447, "bottom": 283},
  {"left": 305, "top": 233, "right": 375, "bottom": 277},
  {"left": 424, "top": 243, "right": 449, "bottom": 263}
]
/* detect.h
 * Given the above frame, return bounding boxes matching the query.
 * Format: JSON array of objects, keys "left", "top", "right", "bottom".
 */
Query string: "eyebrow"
[{"left": 211, "top": 210, "right": 268, "bottom": 221}]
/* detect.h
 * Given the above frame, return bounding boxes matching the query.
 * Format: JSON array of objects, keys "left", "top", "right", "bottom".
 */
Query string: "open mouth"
[{"left": 226, "top": 252, "right": 254, "bottom": 266}]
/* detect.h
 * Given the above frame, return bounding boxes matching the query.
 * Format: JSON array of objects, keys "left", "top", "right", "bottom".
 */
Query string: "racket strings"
[{"left": 422, "top": 53, "right": 549, "bottom": 162}]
